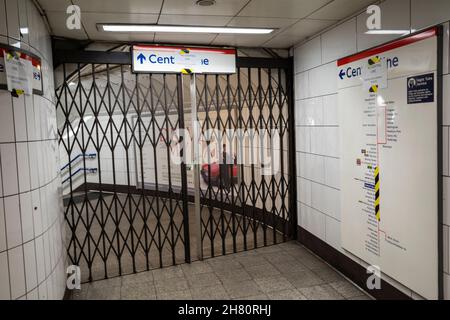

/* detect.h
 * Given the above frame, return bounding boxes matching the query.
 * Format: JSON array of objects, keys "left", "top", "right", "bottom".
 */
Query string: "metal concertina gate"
[{"left": 55, "top": 49, "right": 297, "bottom": 283}]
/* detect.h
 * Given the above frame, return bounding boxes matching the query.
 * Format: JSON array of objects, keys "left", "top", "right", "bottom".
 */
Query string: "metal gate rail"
[{"left": 55, "top": 49, "right": 296, "bottom": 282}]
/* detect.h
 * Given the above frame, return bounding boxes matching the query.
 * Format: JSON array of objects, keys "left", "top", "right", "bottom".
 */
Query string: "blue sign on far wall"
[{"left": 407, "top": 73, "right": 434, "bottom": 104}]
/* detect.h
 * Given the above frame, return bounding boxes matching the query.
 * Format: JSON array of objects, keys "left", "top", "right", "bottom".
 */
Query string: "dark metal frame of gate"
[{"left": 55, "top": 50, "right": 297, "bottom": 282}]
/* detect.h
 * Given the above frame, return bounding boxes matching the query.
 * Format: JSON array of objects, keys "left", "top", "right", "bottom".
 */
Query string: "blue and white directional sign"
[{"left": 132, "top": 45, "right": 236, "bottom": 74}]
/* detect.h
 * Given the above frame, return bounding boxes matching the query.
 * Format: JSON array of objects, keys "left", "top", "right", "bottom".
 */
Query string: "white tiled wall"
[
  {"left": 0, "top": 0, "right": 66, "bottom": 300},
  {"left": 293, "top": 0, "right": 450, "bottom": 300}
]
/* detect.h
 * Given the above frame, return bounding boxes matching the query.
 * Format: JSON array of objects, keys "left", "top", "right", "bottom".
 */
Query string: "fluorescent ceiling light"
[
  {"left": 99, "top": 24, "right": 274, "bottom": 34},
  {"left": 365, "top": 30, "right": 410, "bottom": 35}
]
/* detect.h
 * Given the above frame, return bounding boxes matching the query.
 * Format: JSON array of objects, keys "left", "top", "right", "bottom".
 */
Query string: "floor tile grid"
[
  {"left": 284, "top": 243, "right": 374, "bottom": 300},
  {"left": 69, "top": 242, "right": 372, "bottom": 300}
]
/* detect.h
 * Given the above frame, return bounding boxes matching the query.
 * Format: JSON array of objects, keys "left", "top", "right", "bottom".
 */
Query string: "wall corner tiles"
[{"left": 0, "top": 0, "right": 65, "bottom": 300}]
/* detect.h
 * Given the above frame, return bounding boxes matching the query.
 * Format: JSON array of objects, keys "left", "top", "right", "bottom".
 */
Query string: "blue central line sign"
[{"left": 132, "top": 45, "right": 237, "bottom": 74}]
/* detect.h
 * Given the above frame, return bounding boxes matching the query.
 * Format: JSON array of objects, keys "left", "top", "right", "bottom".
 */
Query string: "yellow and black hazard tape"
[
  {"left": 6, "top": 51, "right": 21, "bottom": 61},
  {"left": 374, "top": 166, "right": 380, "bottom": 221},
  {"left": 368, "top": 56, "right": 381, "bottom": 65},
  {"left": 11, "top": 88, "right": 25, "bottom": 98},
  {"left": 181, "top": 68, "right": 193, "bottom": 75},
  {"left": 369, "top": 84, "right": 379, "bottom": 93}
]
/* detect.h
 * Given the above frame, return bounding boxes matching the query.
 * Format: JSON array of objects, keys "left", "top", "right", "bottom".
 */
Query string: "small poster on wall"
[
  {"left": 3, "top": 49, "right": 34, "bottom": 95},
  {"left": 0, "top": 45, "right": 43, "bottom": 96}
]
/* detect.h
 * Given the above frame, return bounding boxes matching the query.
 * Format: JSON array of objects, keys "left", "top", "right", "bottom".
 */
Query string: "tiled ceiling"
[{"left": 37, "top": 0, "right": 377, "bottom": 48}]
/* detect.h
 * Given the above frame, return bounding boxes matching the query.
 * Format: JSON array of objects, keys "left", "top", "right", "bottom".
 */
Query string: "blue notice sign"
[{"left": 407, "top": 73, "right": 434, "bottom": 104}]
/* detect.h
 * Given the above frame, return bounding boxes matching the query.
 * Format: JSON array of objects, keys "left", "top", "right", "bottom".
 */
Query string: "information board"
[
  {"left": 337, "top": 27, "right": 441, "bottom": 299},
  {"left": 132, "top": 45, "right": 236, "bottom": 74},
  {"left": 0, "top": 45, "right": 43, "bottom": 95}
]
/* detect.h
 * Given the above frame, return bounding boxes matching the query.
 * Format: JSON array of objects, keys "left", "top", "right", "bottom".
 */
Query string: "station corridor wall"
[
  {"left": 0, "top": 0, "right": 66, "bottom": 300},
  {"left": 293, "top": 0, "right": 450, "bottom": 299}
]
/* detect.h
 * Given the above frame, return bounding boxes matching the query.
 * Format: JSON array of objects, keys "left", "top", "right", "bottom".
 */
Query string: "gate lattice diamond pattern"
[{"left": 56, "top": 57, "right": 296, "bottom": 283}]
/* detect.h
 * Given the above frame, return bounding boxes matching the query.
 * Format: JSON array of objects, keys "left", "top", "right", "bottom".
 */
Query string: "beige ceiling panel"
[
  {"left": 277, "top": 18, "right": 336, "bottom": 37},
  {"left": 262, "top": 35, "right": 299, "bottom": 48},
  {"left": 73, "top": 0, "right": 163, "bottom": 14},
  {"left": 212, "top": 34, "right": 273, "bottom": 47},
  {"left": 158, "top": 14, "right": 233, "bottom": 26},
  {"left": 162, "top": 0, "right": 248, "bottom": 16},
  {"left": 94, "top": 33, "right": 155, "bottom": 42},
  {"left": 239, "top": 0, "right": 331, "bottom": 19},
  {"left": 227, "top": 16, "right": 297, "bottom": 29},
  {"left": 154, "top": 33, "right": 217, "bottom": 45},
  {"left": 308, "top": 0, "right": 376, "bottom": 20},
  {"left": 263, "top": 18, "right": 336, "bottom": 48},
  {"left": 35, "top": 0, "right": 72, "bottom": 11}
]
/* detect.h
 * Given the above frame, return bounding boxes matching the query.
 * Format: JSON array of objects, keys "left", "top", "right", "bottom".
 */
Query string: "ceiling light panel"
[{"left": 99, "top": 24, "right": 274, "bottom": 34}]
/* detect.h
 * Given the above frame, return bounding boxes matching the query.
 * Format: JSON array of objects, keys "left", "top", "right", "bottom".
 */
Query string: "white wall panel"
[
  {"left": 295, "top": 71, "right": 310, "bottom": 100},
  {"left": 309, "top": 62, "right": 338, "bottom": 97},
  {"left": 444, "top": 127, "right": 449, "bottom": 176},
  {"left": 444, "top": 75, "right": 450, "bottom": 126},
  {"left": 325, "top": 216, "right": 341, "bottom": 250},
  {"left": 294, "top": 37, "right": 322, "bottom": 73},
  {"left": 321, "top": 18, "right": 357, "bottom": 64},
  {"left": 411, "top": 0, "right": 450, "bottom": 31}
]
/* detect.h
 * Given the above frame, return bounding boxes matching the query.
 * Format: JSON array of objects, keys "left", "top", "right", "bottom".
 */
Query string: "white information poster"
[
  {"left": 338, "top": 28, "right": 440, "bottom": 299},
  {"left": 3, "top": 49, "right": 33, "bottom": 95},
  {"left": 0, "top": 46, "right": 43, "bottom": 95}
]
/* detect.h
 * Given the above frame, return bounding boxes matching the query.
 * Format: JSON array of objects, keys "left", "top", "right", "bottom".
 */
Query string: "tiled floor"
[{"left": 68, "top": 241, "right": 372, "bottom": 300}]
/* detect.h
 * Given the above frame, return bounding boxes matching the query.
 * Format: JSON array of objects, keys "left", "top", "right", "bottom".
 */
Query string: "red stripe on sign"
[
  {"left": 337, "top": 27, "right": 438, "bottom": 67},
  {"left": 133, "top": 45, "right": 236, "bottom": 55},
  {"left": 0, "top": 49, "right": 41, "bottom": 67}
]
